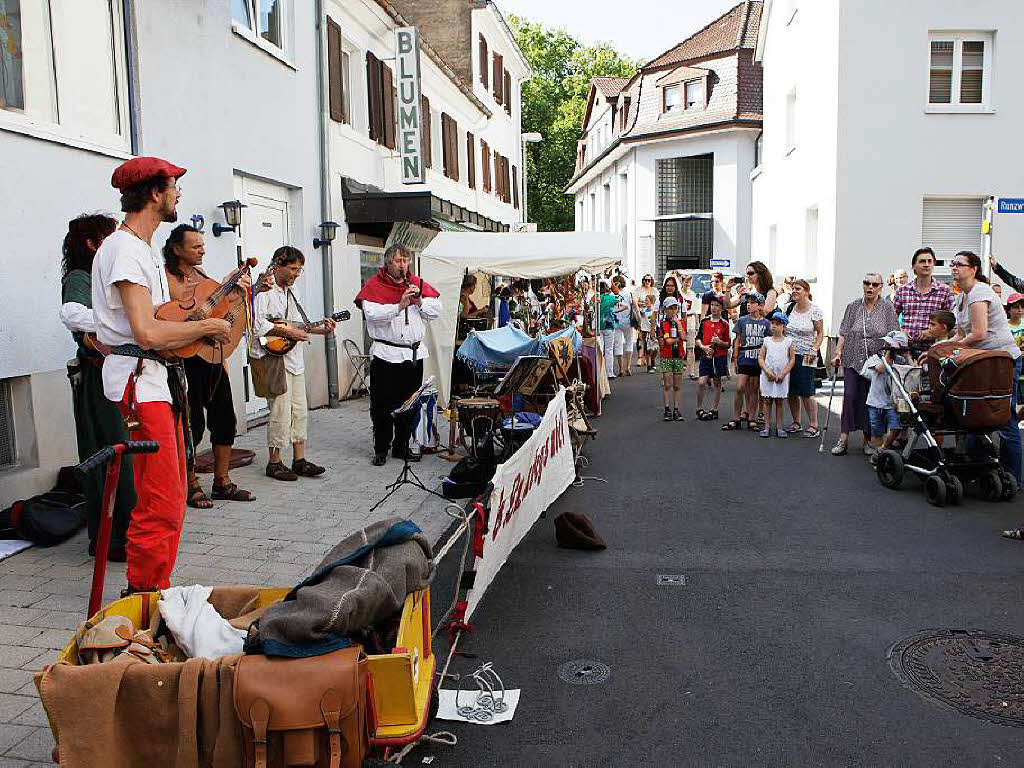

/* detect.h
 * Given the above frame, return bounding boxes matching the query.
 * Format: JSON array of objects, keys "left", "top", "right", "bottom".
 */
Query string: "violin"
[{"left": 154, "top": 257, "right": 258, "bottom": 363}]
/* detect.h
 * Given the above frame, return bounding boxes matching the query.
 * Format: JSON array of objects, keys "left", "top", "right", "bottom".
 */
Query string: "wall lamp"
[
  {"left": 212, "top": 200, "right": 246, "bottom": 237},
  {"left": 313, "top": 221, "right": 339, "bottom": 249}
]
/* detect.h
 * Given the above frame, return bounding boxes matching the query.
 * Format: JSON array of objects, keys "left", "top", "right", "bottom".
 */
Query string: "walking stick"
[
  {"left": 819, "top": 364, "right": 840, "bottom": 454},
  {"left": 77, "top": 440, "right": 159, "bottom": 617}
]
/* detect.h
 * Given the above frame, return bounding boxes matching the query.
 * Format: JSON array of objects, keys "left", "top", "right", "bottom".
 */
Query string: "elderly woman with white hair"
[{"left": 828, "top": 272, "right": 899, "bottom": 456}]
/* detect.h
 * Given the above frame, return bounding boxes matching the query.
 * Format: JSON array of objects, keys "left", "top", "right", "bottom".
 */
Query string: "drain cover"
[
  {"left": 657, "top": 574, "right": 687, "bottom": 585},
  {"left": 557, "top": 660, "right": 611, "bottom": 685},
  {"left": 888, "top": 629, "right": 1024, "bottom": 727}
]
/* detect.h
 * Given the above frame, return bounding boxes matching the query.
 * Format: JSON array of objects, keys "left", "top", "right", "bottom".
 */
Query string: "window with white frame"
[
  {"left": 928, "top": 32, "right": 992, "bottom": 110},
  {"left": 663, "top": 84, "right": 681, "bottom": 113},
  {"left": 0, "top": 0, "right": 131, "bottom": 151},
  {"left": 233, "top": 0, "right": 289, "bottom": 55},
  {"left": 684, "top": 79, "right": 703, "bottom": 110}
]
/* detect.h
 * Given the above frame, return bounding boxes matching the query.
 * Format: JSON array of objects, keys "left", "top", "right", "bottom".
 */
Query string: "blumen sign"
[{"left": 395, "top": 26, "right": 424, "bottom": 184}]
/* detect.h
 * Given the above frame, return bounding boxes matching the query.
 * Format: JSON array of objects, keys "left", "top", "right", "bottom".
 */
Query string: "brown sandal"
[
  {"left": 187, "top": 485, "right": 214, "bottom": 509},
  {"left": 211, "top": 482, "right": 256, "bottom": 501},
  {"left": 265, "top": 461, "right": 298, "bottom": 481}
]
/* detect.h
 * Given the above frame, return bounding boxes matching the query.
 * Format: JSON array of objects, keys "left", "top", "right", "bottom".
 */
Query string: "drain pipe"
[{"left": 315, "top": 0, "right": 340, "bottom": 407}]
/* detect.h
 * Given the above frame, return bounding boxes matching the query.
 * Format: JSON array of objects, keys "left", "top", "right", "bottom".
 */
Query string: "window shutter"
[
  {"left": 442, "top": 113, "right": 454, "bottom": 180},
  {"left": 382, "top": 63, "right": 396, "bottom": 149},
  {"left": 512, "top": 164, "right": 518, "bottom": 209},
  {"left": 620, "top": 96, "right": 631, "bottom": 131},
  {"left": 327, "top": 18, "right": 345, "bottom": 123},
  {"left": 493, "top": 53, "right": 503, "bottom": 104},
  {"left": 482, "top": 141, "right": 491, "bottom": 192},
  {"left": 921, "top": 197, "right": 985, "bottom": 263},
  {"left": 479, "top": 35, "right": 489, "bottom": 88},
  {"left": 367, "top": 51, "right": 383, "bottom": 142},
  {"left": 450, "top": 118, "right": 459, "bottom": 182},
  {"left": 466, "top": 132, "right": 475, "bottom": 188},
  {"left": 503, "top": 70, "right": 512, "bottom": 114},
  {"left": 421, "top": 95, "right": 432, "bottom": 168}
]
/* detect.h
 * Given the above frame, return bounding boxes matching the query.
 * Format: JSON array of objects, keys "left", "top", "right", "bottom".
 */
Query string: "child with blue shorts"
[{"left": 861, "top": 330, "right": 909, "bottom": 461}]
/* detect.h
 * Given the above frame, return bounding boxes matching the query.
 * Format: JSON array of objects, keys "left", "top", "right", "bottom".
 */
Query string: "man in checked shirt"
[{"left": 892, "top": 247, "right": 955, "bottom": 357}]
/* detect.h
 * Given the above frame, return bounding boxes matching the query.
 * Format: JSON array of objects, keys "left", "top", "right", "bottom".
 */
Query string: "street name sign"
[
  {"left": 709, "top": 258, "right": 731, "bottom": 268},
  {"left": 395, "top": 27, "right": 424, "bottom": 184},
  {"left": 998, "top": 199, "right": 1024, "bottom": 214}
]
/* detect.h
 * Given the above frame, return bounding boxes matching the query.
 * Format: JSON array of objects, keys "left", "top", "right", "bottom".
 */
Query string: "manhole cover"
[
  {"left": 888, "top": 629, "right": 1024, "bottom": 727},
  {"left": 557, "top": 660, "right": 611, "bottom": 685}
]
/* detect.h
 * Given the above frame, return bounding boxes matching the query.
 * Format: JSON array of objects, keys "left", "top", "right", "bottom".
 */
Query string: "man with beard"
[
  {"left": 92, "top": 157, "right": 235, "bottom": 593},
  {"left": 163, "top": 224, "right": 255, "bottom": 507},
  {"left": 251, "top": 246, "right": 336, "bottom": 481},
  {"left": 354, "top": 245, "right": 442, "bottom": 466}
]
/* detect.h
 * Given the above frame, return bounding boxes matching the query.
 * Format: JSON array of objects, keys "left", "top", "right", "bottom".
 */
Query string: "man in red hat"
[{"left": 92, "top": 156, "right": 241, "bottom": 593}]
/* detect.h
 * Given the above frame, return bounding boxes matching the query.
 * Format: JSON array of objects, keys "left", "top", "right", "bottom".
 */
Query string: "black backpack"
[{"left": 0, "top": 480, "right": 86, "bottom": 547}]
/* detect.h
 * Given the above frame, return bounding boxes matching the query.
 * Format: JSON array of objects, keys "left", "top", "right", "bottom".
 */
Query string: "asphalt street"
[{"left": 428, "top": 372, "right": 1024, "bottom": 767}]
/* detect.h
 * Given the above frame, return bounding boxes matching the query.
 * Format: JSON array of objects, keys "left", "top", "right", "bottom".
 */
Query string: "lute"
[{"left": 261, "top": 311, "right": 351, "bottom": 356}]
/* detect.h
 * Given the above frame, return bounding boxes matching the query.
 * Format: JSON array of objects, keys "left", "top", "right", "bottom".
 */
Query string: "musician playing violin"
[
  {"left": 251, "top": 246, "right": 336, "bottom": 481},
  {"left": 163, "top": 224, "right": 255, "bottom": 507},
  {"left": 93, "top": 156, "right": 238, "bottom": 594}
]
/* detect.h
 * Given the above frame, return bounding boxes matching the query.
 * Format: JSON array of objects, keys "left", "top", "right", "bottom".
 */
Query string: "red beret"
[{"left": 110, "top": 157, "right": 187, "bottom": 192}]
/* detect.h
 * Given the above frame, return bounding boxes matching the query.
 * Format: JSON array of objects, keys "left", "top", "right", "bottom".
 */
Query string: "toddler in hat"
[
  {"left": 861, "top": 330, "right": 909, "bottom": 461},
  {"left": 757, "top": 311, "right": 795, "bottom": 437}
]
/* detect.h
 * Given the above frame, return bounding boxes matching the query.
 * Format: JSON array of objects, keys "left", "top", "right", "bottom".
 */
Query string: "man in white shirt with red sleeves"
[{"left": 355, "top": 245, "right": 442, "bottom": 466}]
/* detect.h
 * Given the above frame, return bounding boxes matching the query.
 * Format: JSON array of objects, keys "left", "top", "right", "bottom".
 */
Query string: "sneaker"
[
  {"left": 830, "top": 440, "right": 848, "bottom": 456},
  {"left": 863, "top": 444, "right": 876, "bottom": 457},
  {"left": 648, "top": 366, "right": 657, "bottom": 373},
  {"left": 663, "top": 407, "right": 672, "bottom": 421},
  {"left": 266, "top": 461, "right": 298, "bottom": 481},
  {"left": 759, "top": 427, "right": 771, "bottom": 438},
  {"left": 292, "top": 458, "right": 326, "bottom": 476},
  {"left": 776, "top": 428, "right": 789, "bottom": 438},
  {"left": 672, "top": 409, "right": 684, "bottom": 421}
]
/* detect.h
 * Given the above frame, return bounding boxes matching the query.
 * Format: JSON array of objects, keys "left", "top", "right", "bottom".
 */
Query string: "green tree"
[{"left": 510, "top": 16, "right": 637, "bottom": 232}]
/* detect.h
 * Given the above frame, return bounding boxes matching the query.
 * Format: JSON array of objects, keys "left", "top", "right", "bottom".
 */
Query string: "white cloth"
[
  {"left": 91, "top": 229, "right": 171, "bottom": 403},
  {"left": 252, "top": 282, "right": 308, "bottom": 374},
  {"left": 157, "top": 585, "right": 246, "bottom": 659},
  {"left": 760, "top": 336, "right": 794, "bottom": 398},
  {"left": 601, "top": 329, "right": 617, "bottom": 377},
  {"left": 362, "top": 295, "right": 442, "bottom": 364},
  {"left": 59, "top": 302, "right": 96, "bottom": 334}
]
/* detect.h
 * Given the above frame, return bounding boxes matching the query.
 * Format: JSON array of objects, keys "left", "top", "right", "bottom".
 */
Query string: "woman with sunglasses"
[
  {"left": 726, "top": 261, "right": 778, "bottom": 318},
  {"left": 950, "top": 251, "right": 1023, "bottom": 484},
  {"left": 829, "top": 272, "right": 899, "bottom": 456},
  {"left": 637, "top": 274, "right": 659, "bottom": 372}
]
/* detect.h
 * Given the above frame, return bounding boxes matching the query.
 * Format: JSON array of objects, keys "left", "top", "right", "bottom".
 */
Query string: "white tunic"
[
  {"left": 759, "top": 336, "right": 794, "bottom": 399},
  {"left": 362, "top": 296, "right": 443, "bottom": 364}
]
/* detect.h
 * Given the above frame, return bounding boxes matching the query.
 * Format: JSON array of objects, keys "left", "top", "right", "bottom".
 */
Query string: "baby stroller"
[{"left": 874, "top": 342, "right": 1017, "bottom": 507}]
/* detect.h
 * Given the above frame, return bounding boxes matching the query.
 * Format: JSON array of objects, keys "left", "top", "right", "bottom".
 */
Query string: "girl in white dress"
[{"left": 758, "top": 312, "right": 796, "bottom": 437}]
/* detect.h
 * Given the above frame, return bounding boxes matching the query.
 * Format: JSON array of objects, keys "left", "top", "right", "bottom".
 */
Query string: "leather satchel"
[{"left": 234, "top": 647, "right": 369, "bottom": 768}]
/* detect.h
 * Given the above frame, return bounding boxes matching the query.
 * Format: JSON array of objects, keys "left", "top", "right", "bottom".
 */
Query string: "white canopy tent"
[{"left": 419, "top": 231, "right": 624, "bottom": 405}]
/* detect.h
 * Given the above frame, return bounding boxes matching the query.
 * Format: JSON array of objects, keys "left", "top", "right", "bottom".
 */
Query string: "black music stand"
[{"left": 369, "top": 376, "right": 447, "bottom": 513}]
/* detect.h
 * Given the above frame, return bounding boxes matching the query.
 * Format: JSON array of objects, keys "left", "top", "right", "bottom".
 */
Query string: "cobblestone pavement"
[{"left": 0, "top": 397, "right": 455, "bottom": 765}]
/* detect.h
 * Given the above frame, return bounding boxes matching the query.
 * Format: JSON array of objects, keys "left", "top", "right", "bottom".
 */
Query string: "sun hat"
[
  {"left": 769, "top": 311, "right": 789, "bottom": 325},
  {"left": 1007, "top": 292, "right": 1024, "bottom": 306},
  {"left": 746, "top": 291, "right": 765, "bottom": 304},
  {"left": 662, "top": 296, "right": 680, "bottom": 308}
]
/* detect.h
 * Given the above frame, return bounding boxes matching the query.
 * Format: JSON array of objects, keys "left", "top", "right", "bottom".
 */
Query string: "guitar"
[
  {"left": 261, "top": 310, "right": 351, "bottom": 356},
  {"left": 154, "top": 258, "right": 259, "bottom": 363}
]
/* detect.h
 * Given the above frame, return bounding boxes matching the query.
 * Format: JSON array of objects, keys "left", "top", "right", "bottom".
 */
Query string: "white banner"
[
  {"left": 395, "top": 26, "right": 424, "bottom": 184},
  {"left": 465, "top": 389, "right": 574, "bottom": 620}
]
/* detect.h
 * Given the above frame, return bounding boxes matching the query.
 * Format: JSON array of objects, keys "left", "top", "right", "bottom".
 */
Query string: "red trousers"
[{"left": 117, "top": 395, "right": 186, "bottom": 589}]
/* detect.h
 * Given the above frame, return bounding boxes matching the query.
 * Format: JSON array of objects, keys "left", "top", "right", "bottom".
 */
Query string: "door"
[{"left": 241, "top": 194, "right": 290, "bottom": 417}]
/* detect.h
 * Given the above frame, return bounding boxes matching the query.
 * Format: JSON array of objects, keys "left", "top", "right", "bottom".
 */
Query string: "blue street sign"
[
  {"left": 709, "top": 258, "right": 731, "bottom": 268},
  {"left": 998, "top": 198, "right": 1024, "bottom": 214}
]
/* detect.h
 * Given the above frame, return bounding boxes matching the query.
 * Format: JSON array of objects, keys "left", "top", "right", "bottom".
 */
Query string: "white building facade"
[
  {"left": 752, "top": 0, "right": 1024, "bottom": 332},
  {"left": 567, "top": 2, "right": 763, "bottom": 280},
  {"left": 0, "top": 0, "right": 527, "bottom": 508}
]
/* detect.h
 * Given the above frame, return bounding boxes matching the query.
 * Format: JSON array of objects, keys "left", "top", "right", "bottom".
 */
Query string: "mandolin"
[
  {"left": 261, "top": 311, "right": 350, "bottom": 356},
  {"left": 154, "top": 258, "right": 258, "bottom": 363}
]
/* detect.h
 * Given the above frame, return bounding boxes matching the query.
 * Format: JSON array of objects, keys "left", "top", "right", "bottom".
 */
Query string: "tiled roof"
[
  {"left": 644, "top": 1, "right": 762, "bottom": 69},
  {"left": 593, "top": 77, "right": 630, "bottom": 98}
]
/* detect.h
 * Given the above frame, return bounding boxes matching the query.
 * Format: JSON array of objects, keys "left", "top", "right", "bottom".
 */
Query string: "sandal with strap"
[
  {"left": 721, "top": 419, "right": 743, "bottom": 431},
  {"left": 186, "top": 485, "right": 214, "bottom": 509},
  {"left": 211, "top": 482, "right": 256, "bottom": 502},
  {"left": 1001, "top": 526, "right": 1024, "bottom": 540},
  {"left": 785, "top": 422, "right": 803, "bottom": 434}
]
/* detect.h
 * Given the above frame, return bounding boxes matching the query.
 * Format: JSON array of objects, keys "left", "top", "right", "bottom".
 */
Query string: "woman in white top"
[
  {"left": 636, "top": 274, "right": 660, "bottom": 373},
  {"left": 783, "top": 279, "right": 825, "bottom": 437},
  {"left": 679, "top": 273, "right": 700, "bottom": 379},
  {"left": 950, "top": 250, "right": 1022, "bottom": 483}
]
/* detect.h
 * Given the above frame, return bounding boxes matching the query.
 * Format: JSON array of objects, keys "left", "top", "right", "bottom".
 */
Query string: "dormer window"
[
  {"left": 663, "top": 84, "right": 682, "bottom": 113},
  {"left": 684, "top": 79, "right": 704, "bottom": 109}
]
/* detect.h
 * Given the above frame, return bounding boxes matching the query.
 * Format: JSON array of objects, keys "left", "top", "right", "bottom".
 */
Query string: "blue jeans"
[
  {"left": 999, "top": 356, "right": 1023, "bottom": 483},
  {"left": 867, "top": 406, "right": 900, "bottom": 437}
]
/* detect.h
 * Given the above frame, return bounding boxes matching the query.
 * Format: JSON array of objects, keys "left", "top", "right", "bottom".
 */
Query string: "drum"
[{"left": 456, "top": 397, "right": 502, "bottom": 457}]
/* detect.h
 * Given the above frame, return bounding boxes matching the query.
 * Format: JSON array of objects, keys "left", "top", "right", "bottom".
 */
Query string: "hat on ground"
[
  {"left": 1007, "top": 292, "right": 1024, "bottom": 306},
  {"left": 662, "top": 296, "right": 680, "bottom": 309},
  {"left": 554, "top": 511, "right": 607, "bottom": 551},
  {"left": 702, "top": 290, "right": 722, "bottom": 304},
  {"left": 111, "top": 156, "right": 187, "bottom": 191},
  {"left": 883, "top": 330, "right": 909, "bottom": 349},
  {"left": 746, "top": 291, "right": 765, "bottom": 304},
  {"left": 769, "top": 311, "right": 789, "bottom": 325}
]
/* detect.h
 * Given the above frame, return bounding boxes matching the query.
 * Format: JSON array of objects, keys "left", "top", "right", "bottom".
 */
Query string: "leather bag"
[
  {"left": 249, "top": 354, "right": 288, "bottom": 399},
  {"left": 234, "top": 647, "right": 369, "bottom": 768}
]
